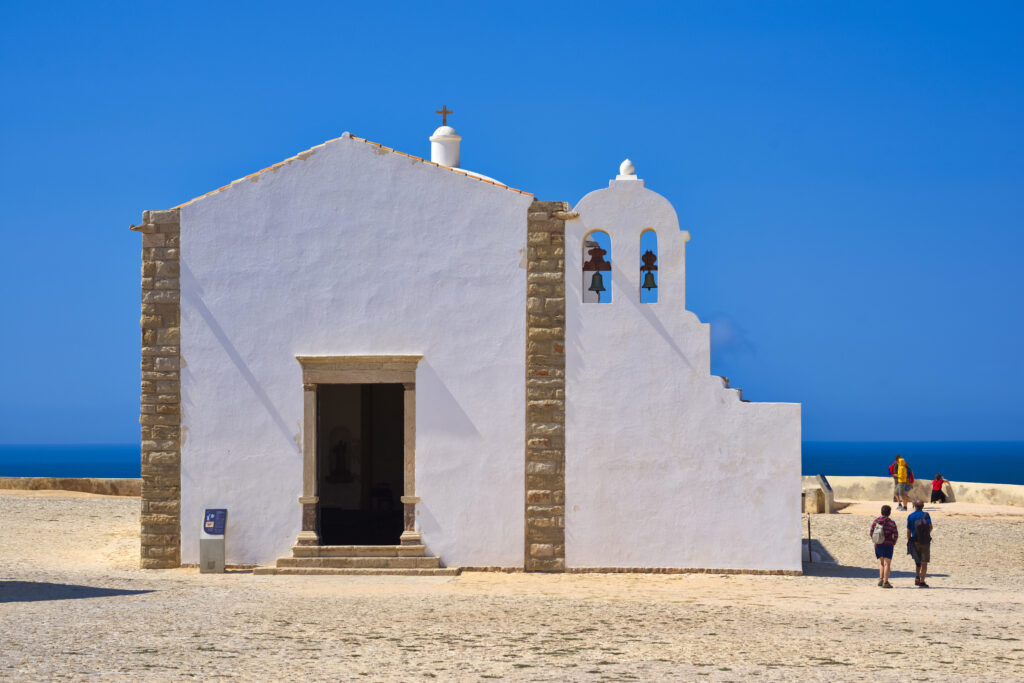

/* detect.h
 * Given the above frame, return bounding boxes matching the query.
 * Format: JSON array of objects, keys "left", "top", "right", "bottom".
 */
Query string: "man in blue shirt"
[{"left": 907, "top": 500, "right": 933, "bottom": 588}]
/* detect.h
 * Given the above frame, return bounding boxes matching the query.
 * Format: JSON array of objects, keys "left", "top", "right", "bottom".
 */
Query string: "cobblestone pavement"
[{"left": 1, "top": 491, "right": 1022, "bottom": 681}]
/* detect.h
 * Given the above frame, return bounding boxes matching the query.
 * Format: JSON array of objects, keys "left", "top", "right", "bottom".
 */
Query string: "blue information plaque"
[{"left": 203, "top": 509, "right": 227, "bottom": 536}]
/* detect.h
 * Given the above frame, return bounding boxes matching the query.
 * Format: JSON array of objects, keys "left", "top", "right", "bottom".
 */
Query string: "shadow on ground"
[
  {"left": 0, "top": 581, "right": 154, "bottom": 603},
  {"left": 802, "top": 563, "right": 950, "bottom": 580},
  {"left": 802, "top": 539, "right": 838, "bottom": 563},
  {"left": 801, "top": 539, "right": 952, "bottom": 580}
]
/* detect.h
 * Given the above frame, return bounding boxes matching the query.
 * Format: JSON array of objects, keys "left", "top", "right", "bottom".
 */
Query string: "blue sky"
[{"left": 1, "top": 2, "right": 1022, "bottom": 443}]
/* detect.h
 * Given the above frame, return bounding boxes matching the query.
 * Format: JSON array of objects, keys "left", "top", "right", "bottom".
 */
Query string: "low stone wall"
[
  {"left": 803, "top": 475, "right": 1024, "bottom": 508},
  {"left": 0, "top": 477, "right": 141, "bottom": 497}
]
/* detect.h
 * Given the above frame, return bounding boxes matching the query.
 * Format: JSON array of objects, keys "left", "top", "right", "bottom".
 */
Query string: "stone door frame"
[{"left": 295, "top": 355, "right": 422, "bottom": 547}]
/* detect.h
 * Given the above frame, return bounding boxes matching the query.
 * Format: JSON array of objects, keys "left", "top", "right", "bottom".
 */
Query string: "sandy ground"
[{"left": 1, "top": 491, "right": 1023, "bottom": 681}]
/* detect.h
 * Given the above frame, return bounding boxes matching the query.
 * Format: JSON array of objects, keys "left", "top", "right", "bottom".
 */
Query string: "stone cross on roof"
[{"left": 435, "top": 105, "right": 453, "bottom": 126}]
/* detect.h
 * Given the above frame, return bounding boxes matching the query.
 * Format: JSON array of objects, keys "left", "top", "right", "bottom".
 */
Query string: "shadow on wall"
[
  {"left": 0, "top": 581, "right": 155, "bottom": 604},
  {"left": 567, "top": 252, "right": 694, "bottom": 387},
  {"left": 614, "top": 260, "right": 692, "bottom": 369},
  {"left": 416, "top": 361, "right": 481, "bottom": 438},
  {"left": 180, "top": 261, "right": 298, "bottom": 453}
]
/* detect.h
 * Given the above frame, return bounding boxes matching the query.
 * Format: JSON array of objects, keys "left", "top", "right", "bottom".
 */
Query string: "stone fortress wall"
[
  {"left": 804, "top": 475, "right": 1024, "bottom": 508},
  {"left": 0, "top": 478, "right": 141, "bottom": 497}
]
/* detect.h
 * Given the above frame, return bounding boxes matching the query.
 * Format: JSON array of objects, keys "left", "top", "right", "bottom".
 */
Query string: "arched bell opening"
[
  {"left": 640, "top": 229, "right": 658, "bottom": 304},
  {"left": 582, "top": 231, "right": 612, "bottom": 304}
]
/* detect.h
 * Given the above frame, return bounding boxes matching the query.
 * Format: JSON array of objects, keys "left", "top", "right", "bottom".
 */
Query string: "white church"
[{"left": 131, "top": 111, "right": 802, "bottom": 574}]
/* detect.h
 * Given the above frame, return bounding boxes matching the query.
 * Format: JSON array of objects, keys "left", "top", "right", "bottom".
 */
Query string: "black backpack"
[{"left": 914, "top": 516, "right": 931, "bottom": 544}]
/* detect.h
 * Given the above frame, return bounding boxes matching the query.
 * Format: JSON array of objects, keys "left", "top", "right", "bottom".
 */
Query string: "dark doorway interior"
[{"left": 316, "top": 384, "right": 404, "bottom": 545}]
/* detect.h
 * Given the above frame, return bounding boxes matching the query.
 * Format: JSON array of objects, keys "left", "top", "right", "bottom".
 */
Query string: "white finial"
[
  {"left": 430, "top": 126, "right": 461, "bottom": 168},
  {"left": 617, "top": 158, "right": 637, "bottom": 179},
  {"left": 429, "top": 105, "right": 461, "bottom": 167}
]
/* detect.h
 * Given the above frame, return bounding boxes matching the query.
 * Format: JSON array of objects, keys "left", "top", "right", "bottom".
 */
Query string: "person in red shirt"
[
  {"left": 931, "top": 474, "right": 950, "bottom": 504},
  {"left": 869, "top": 505, "right": 899, "bottom": 588}
]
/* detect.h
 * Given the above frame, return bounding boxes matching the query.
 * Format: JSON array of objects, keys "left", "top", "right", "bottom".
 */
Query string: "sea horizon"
[
  {"left": 1, "top": 441, "right": 1022, "bottom": 486},
  {"left": 801, "top": 440, "right": 1024, "bottom": 486}
]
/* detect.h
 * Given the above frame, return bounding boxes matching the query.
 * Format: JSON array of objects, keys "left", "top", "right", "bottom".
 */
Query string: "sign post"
[{"left": 200, "top": 508, "right": 227, "bottom": 573}]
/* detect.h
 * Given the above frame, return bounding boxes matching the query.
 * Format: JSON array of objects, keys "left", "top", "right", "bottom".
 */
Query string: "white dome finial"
[
  {"left": 617, "top": 158, "right": 637, "bottom": 179},
  {"left": 430, "top": 126, "right": 461, "bottom": 168},
  {"left": 430, "top": 105, "right": 461, "bottom": 168}
]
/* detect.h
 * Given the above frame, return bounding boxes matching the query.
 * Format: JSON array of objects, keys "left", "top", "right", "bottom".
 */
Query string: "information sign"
[{"left": 203, "top": 509, "right": 227, "bottom": 536}]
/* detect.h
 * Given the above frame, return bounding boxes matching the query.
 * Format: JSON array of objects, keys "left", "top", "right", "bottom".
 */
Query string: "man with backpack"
[
  {"left": 870, "top": 505, "right": 898, "bottom": 588},
  {"left": 893, "top": 456, "right": 913, "bottom": 511},
  {"left": 907, "top": 500, "right": 933, "bottom": 588}
]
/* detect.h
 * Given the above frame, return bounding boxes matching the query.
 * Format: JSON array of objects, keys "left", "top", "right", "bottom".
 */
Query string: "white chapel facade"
[{"left": 131, "top": 115, "right": 801, "bottom": 574}]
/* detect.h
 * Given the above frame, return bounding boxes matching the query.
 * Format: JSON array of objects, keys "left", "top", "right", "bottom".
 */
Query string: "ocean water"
[
  {"left": 1, "top": 442, "right": 1022, "bottom": 485},
  {"left": 802, "top": 441, "right": 1024, "bottom": 486},
  {"left": 0, "top": 444, "right": 141, "bottom": 478}
]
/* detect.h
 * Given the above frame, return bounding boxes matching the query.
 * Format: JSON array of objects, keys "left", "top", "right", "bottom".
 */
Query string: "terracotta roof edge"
[
  {"left": 347, "top": 135, "right": 532, "bottom": 197},
  {"left": 174, "top": 131, "right": 531, "bottom": 209}
]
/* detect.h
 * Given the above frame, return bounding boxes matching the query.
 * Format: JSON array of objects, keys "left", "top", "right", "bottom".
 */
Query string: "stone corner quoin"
[
  {"left": 134, "top": 208, "right": 182, "bottom": 569},
  {"left": 525, "top": 200, "right": 568, "bottom": 572}
]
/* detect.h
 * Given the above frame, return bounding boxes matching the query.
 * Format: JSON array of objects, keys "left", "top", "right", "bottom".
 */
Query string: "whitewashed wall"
[
  {"left": 565, "top": 176, "right": 802, "bottom": 572},
  {"left": 179, "top": 134, "right": 533, "bottom": 566}
]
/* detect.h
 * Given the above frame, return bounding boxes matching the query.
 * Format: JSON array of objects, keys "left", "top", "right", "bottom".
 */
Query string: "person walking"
[
  {"left": 907, "top": 500, "right": 933, "bottom": 587},
  {"left": 931, "top": 474, "right": 950, "bottom": 504},
  {"left": 870, "top": 505, "right": 898, "bottom": 588},
  {"left": 888, "top": 457, "right": 901, "bottom": 503},
  {"left": 894, "top": 456, "right": 911, "bottom": 511}
]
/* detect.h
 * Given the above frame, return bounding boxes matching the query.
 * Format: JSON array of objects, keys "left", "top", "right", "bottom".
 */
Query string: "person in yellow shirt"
[{"left": 895, "top": 456, "right": 911, "bottom": 511}]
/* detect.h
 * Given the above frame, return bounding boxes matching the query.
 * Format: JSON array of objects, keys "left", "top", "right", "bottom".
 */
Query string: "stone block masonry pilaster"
[
  {"left": 131, "top": 208, "right": 181, "bottom": 569},
  {"left": 525, "top": 201, "right": 568, "bottom": 572}
]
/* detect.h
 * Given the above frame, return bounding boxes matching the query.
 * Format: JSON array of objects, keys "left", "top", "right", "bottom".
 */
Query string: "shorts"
[
  {"left": 930, "top": 490, "right": 946, "bottom": 503},
  {"left": 875, "top": 544, "right": 894, "bottom": 559},
  {"left": 894, "top": 482, "right": 904, "bottom": 497},
  {"left": 914, "top": 541, "right": 930, "bottom": 563}
]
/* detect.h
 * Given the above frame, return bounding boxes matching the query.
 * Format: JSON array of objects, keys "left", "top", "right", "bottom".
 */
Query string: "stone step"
[
  {"left": 253, "top": 566, "right": 461, "bottom": 577},
  {"left": 277, "top": 556, "right": 441, "bottom": 569},
  {"left": 291, "top": 545, "right": 426, "bottom": 558}
]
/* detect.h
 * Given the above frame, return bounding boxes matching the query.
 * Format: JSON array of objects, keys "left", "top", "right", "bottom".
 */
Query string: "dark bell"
[
  {"left": 588, "top": 272, "right": 606, "bottom": 293},
  {"left": 642, "top": 272, "right": 657, "bottom": 291}
]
